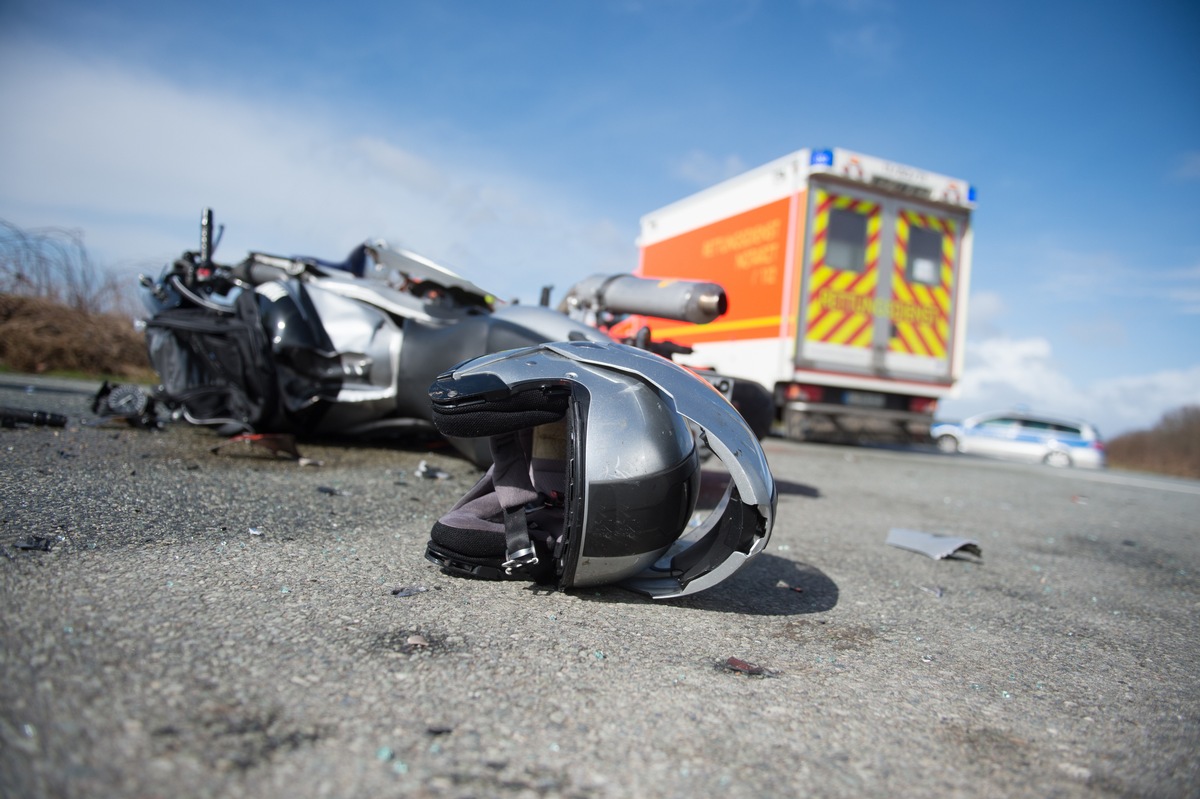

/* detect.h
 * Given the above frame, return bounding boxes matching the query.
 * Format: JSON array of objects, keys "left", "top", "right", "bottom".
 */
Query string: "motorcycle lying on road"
[{"left": 131, "top": 210, "right": 771, "bottom": 466}]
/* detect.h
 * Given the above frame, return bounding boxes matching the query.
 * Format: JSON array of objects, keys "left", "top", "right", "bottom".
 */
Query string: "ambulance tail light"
[
  {"left": 785, "top": 383, "right": 825, "bottom": 404},
  {"left": 909, "top": 396, "right": 938, "bottom": 415}
]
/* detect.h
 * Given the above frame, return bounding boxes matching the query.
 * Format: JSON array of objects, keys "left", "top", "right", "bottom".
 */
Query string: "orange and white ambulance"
[{"left": 616, "top": 148, "right": 976, "bottom": 441}]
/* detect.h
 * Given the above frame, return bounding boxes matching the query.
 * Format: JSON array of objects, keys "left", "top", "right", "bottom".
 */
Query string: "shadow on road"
[
  {"left": 570, "top": 553, "right": 838, "bottom": 617},
  {"left": 774, "top": 478, "right": 820, "bottom": 498},
  {"left": 678, "top": 553, "right": 838, "bottom": 616}
]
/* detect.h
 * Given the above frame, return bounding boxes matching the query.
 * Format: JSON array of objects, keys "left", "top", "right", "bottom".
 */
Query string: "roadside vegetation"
[
  {"left": 1, "top": 218, "right": 153, "bottom": 380},
  {"left": 1105, "top": 406, "right": 1200, "bottom": 480}
]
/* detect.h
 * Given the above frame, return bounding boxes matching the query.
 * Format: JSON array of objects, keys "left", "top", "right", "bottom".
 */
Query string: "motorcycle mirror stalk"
[{"left": 199, "top": 207, "right": 225, "bottom": 267}]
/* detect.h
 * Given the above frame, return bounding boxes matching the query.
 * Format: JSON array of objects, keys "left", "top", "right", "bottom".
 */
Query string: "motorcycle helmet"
[{"left": 424, "top": 340, "right": 776, "bottom": 599}]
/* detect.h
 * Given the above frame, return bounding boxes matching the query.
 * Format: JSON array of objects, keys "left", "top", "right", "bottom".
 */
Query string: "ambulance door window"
[
  {"left": 826, "top": 207, "right": 868, "bottom": 273},
  {"left": 907, "top": 225, "right": 942, "bottom": 285}
]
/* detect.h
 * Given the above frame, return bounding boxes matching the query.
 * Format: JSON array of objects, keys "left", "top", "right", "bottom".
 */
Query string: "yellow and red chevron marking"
[
  {"left": 889, "top": 210, "right": 957, "bottom": 358},
  {"left": 805, "top": 190, "right": 881, "bottom": 349}
]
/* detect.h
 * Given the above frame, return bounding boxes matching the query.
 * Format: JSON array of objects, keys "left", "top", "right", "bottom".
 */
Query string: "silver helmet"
[{"left": 424, "top": 340, "right": 776, "bottom": 599}]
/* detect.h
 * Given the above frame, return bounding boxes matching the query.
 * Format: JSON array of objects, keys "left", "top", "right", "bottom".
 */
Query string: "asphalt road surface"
[{"left": 2, "top": 375, "right": 1198, "bottom": 798}]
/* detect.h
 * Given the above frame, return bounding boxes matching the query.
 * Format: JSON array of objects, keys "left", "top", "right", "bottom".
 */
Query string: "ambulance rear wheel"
[{"left": 784, "top": 408, "right": 808, "bottom": 442}]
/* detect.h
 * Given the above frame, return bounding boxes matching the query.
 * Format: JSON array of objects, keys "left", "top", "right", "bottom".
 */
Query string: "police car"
[{"left": 932, "top": 411, "right": 1106, "bottom": 469}]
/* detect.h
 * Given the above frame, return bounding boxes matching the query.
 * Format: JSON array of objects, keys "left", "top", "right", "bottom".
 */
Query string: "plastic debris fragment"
[
  {"left": 722, "top": 656, "right": 778, "bottom": 677},
  {"left": 886, "top": 528, "right": 982, "bottom": 560},
  {"left": 415, "top": 460, "right": 449, "bottom": 480},
  {"left": 13, "top": 535, "right": 56, "bottom": 551},
  {"left": 210, "top": 433, "right": 323, "bottom": 466},
  {"left": 390, "top": 586, "right": 429, "bottom": 598}
]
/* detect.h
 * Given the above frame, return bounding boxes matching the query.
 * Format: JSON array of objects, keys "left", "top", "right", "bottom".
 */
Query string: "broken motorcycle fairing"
[{"left": 141, "top": 210, "right": 734, "bottom": 466}]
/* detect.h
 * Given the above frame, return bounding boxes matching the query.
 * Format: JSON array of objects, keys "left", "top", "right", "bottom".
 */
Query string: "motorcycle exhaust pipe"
[{"left": 563, "top": 274, "right": 728, "bottom": 324}]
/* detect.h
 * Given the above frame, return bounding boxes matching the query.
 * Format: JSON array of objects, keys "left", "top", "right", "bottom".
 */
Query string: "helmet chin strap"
[{"left": 489, "top": 430, "right": 541, "bottom": 574}]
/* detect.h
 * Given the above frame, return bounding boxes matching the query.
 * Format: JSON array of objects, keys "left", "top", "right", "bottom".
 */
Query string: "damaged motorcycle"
[{"left": 136, "top": 210, "right": 772, "bottom": 466}]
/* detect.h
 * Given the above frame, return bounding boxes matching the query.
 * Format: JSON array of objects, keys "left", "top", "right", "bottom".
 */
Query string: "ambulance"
[{"left": 617, "top": 148, "right": 976, "bottom": 442}]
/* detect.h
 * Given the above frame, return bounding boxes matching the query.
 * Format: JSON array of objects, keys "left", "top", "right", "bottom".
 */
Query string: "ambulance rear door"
[
  {"left": 881, "top": 201, "right": 968, "bottom": 383},
  {"left": 796, "top": 179, "right": 967, "bottom": 388}
]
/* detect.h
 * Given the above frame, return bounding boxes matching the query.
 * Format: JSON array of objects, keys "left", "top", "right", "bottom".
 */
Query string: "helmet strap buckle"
[{"left": 501, "top": 507, "right": 539, "bottom": 574}]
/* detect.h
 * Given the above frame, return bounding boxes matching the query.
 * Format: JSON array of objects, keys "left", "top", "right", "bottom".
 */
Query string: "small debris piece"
[
  {"left": 415, "top": 460, "right": 450, "bottom": 480},
  {"left": 13, "top": 535, "right": 56, "bottom": 552},
  {"left": 317, "top": 486, "right": 346, "bottom": 496},
  {"left": 426, "top": 726, "right": 453, "bottom": 736},
  {"left": 248, "top": 527, "right": 263, "bottom": 536},
  {"left": 722, "top": 656, "right": 777, "bottom": 677},
  {"left": 390, "top": 586, "right": 429, "bottom": 598},
  {"left": 887, "top": 528, "right": 982, "bottom": 560},
  {"left": 916, "top": 584, "right": 945, "bottom": 598},
  {"left": 211, "top": 433, "right": 323, "bottom": 466},
  {"left": 406, "top": 634, "right": 429, "bottom": 648}
]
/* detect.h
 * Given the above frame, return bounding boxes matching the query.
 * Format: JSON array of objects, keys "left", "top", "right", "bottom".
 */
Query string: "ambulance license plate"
[{"left": 845, "top": 390, "right": 886, "bottom": 408}]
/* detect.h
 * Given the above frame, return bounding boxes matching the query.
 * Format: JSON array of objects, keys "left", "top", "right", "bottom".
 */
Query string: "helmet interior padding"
[{"left": 427, "top": 423, "right": 567, "bottom": 581}]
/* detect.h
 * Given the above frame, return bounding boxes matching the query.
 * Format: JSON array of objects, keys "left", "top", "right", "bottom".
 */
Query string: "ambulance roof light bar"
[{"left": 808, "top": 147, "right": 975, "bottom": 209}]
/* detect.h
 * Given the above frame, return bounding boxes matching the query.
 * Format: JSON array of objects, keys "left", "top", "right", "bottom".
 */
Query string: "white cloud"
[
  {"left": 1032, "top": 246, "right": 1200, "bottom": 316},
  {"left": 939, "top": 335, "right": 1200, "bottom": 437},
  {"left": 950, "top": 336, "right": 1076, "bottom": 410},
  {"left": 827, "top": 24, "right": 899, "bottom": 66},
  {"left": 0, "top": 41, "right": 633, "bottom": 304},
  {"left": 1164, "top": 264, "right": 1200, "bottom": 314},
  {"left": 671, "top": 150, "right": 748, "bottom": 188},
  {"left": 800, "top": 0, "right": 895, "bottom": 15},
  {"left": 1172, "top": 151, "right": 1200, "bottom": 181},
  {"left": 965, "top": 289, "right": 1006, "bottom": 337}
]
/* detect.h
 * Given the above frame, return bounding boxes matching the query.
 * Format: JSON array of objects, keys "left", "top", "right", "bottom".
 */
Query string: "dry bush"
[
  {"left": 1, "top": 218, "right": 130, "bottom": 314},
  {"left": 0, "top": 218, "right": 152, "bottom": 378},
  {"left": 0, "top": 293, "right": 152, "bottom": 377},
  {"left": 1107, "top": 405, "right": 1200, "bottom": 479}
]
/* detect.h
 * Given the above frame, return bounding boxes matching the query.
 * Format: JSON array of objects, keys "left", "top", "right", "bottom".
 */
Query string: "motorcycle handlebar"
[{"left": 228, "top": 253, "right": 305, "bottom": 285}]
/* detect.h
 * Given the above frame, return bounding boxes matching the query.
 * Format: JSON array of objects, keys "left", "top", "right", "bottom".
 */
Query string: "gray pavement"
[{"left": 1, "top": 375, "right": 1198, "bottom": 798}]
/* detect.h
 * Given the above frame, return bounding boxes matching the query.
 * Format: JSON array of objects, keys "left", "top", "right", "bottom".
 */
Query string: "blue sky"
[{"left": 1, "top": 0, "right": 1197, "bottom": 437}]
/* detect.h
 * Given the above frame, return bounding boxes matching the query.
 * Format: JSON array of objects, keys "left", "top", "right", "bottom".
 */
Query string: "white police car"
[{"left": 932, "top": 411, "right": 1106, "bottom": 469}]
